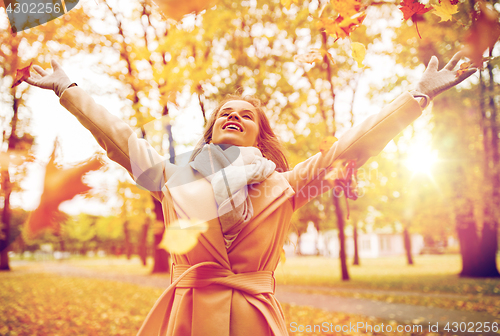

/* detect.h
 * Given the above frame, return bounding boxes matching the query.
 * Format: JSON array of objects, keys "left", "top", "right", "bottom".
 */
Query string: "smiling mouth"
[{"left": 223, "top": 123, "right": 242, "bottom": 132}]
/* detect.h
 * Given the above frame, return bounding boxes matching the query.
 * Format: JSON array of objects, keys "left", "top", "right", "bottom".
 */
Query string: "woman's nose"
[{"left": 227, "top": 111, "right": 241, "bottom": 120}]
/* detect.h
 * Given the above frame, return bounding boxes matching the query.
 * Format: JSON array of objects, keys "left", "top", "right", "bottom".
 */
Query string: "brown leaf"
[
  {"left": 25, "top": 142, "right": 104, "bottom": 239},
  {"left": 11, "top": 62, "right": 32, "bottom": 88},
  {"left": 463, "top": 1, "right": 500, "bottom": 67},
  {"left": 456, "top": 61, "right": 472, "bottom": 78}
]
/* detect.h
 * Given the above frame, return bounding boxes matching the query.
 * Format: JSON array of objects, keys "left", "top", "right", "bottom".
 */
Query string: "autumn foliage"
[{"left": 25, "top": 143, "right": 103, "bottom": 240}]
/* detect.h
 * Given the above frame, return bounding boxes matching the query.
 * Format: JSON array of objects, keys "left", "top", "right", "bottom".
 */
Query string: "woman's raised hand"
[
  {"left": 24, "top": 59, "right": 73, "bottom": 98},
  {"left": 413, "top": 51, "right": 477, "bottom": 103}
]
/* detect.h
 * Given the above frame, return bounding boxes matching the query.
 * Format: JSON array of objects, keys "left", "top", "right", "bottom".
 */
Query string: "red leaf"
[
  {"left": 399, "top": 0, "right": 431, "bottom": 21},
  {"left": 11, "top": 62, "right": 32, "bottom": 88},
  {"left": 25, "top": 142, "right": 104, "bottom": 239},
  {"left": 463, "top": 1, "right": 500, "bottom": 67}
]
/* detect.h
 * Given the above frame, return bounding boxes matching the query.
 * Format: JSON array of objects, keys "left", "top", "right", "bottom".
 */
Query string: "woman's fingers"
[
  {"left": 33, "top": 64, "right": 48, "bottom": 76},
  {"left": 444, "top": 51, "right": 464, "bottom": 71}
]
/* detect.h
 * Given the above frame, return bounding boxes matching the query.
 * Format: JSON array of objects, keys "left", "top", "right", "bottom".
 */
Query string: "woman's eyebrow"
[{"left": 219, "top": 108, "right": 255, "bottom": 116}]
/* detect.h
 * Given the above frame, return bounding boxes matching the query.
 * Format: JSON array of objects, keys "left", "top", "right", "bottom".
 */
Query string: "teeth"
[{"left": 226, "top": 124, "right": 241, "bottom": 131}]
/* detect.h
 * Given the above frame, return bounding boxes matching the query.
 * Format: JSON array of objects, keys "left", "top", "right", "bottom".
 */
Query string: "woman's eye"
[{"left": 243, "top": 115, "right": 251, "bottom": 119}]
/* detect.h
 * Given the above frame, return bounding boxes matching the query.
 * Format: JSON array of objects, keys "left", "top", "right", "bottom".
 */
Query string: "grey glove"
[
  {"left": 413, "top": 51, "right": 477, "bottom": 105},
  {"left": 24, "top": 59, "right": 73, "bottom": 98}
]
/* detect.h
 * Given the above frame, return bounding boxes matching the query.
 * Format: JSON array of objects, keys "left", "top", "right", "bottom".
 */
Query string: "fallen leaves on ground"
[
  {"left": 290, "top": 287, "right": 500, "bottom": 320},
  {"left": 0, "top": 273, "right": 163, "bottom": 336}
]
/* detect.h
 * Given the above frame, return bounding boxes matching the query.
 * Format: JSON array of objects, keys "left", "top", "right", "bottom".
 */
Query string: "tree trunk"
[
  {"left": 124, "top": 221, "right": 132, "bottom": 260},
  {"left": 333, "top": 196, "right": 349, "bottom": 281},
  {"left": 139, "top": 218, "right": 150, "bottom": 266},
  {"left": 403, "top": 224, "right": 413, "bottom": 265},
  {"left": 353, "top": 220, "right": 360, "bottom": 266},
  {"left": 456, "top": 206, "right": 482, "bottom": 277},
  {"left": 0, "top": 88, "right": 20, "bottom": 271},
  {"left": 152, "top": 198, "right": 169, "bottom": 273}
]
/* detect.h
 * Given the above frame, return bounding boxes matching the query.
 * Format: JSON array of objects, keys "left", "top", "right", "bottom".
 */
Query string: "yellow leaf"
[
  {"left": 159, "top": 219, "right": 208, "bottom": 254},
  {"left": 432, "top": 0, "right": 458, "bottom": 22},
  {"left": 280, "top": 248, "right": 286, "bottom": 265},
  {"left": 319, "top": 136, "right": 338, "bottom": 153},
  {"left": 281, "top": 0, "right": 299, "bottom": 10},
  {"left": 294, "top": 48, "right": 323, "bottom": 64},
  {"left": 351, "top": 42, "right": 366, "bottom": 68},
  {"left": 152, "top": 0, "right": 218, "bottom": 21}
]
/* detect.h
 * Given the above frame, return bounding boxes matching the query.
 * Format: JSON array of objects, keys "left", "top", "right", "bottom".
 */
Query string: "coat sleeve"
[
  {"left": 59, "top": 86, "right": 176, "bottom": 201},
  {"left": 282, "top": 91, "right": 423, "bottom": 211}
]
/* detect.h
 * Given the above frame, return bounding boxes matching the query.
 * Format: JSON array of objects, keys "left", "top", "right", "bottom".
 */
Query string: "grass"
[
  {"left": 0, "top": 271, "right": 453, "bottom": 336},
  {"left": 275, "top": 254, "right": 500, "bottom": 296}
]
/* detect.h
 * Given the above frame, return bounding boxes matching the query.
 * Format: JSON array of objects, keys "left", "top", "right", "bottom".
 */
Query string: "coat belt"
[
  {"left": 171, "top": 262, "right": 276, "bottom": 295},
  {"left": 137, "top": 261, "right": 286, "bottom": 336}
]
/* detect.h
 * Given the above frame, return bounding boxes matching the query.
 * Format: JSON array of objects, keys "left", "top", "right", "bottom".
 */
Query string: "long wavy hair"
[{"left": 190, "top": 94, "right": 289, "bottom": 172}]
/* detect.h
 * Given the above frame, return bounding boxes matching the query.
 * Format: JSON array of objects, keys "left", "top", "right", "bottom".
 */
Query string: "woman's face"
[{"left": 211, "top": 100, "right": 260, "bottom": 147}]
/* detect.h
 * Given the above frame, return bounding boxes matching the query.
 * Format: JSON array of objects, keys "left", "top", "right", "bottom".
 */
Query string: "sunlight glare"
[{"left": 404, "top": 145, "right": 438, "bottom": 175}]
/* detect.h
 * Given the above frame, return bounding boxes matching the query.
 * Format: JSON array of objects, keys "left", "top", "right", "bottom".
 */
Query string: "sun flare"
[{"left": 404, "top": 145, "right": 438, "bottom": 176}]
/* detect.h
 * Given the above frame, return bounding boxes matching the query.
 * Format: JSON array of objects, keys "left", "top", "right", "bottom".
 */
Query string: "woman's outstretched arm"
[
  {"left": 282, "top": 52, "right": 477, "bottom": 211},
  {"left": 25, "top": 59, "right": 176, "bottom": 201}
]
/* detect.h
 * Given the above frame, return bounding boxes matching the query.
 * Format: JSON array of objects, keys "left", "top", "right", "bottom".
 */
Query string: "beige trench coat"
[{"left": 59, "top": 87, "right": 422, "bottom": 336}]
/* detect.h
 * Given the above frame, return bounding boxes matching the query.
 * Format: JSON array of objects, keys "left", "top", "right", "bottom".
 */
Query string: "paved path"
[{"left": 9, "top": 261, "right": 500, "bottom": 335}]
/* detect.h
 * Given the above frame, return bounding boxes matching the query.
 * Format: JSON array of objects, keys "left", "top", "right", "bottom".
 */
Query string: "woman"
[{"left": 25, "top": 53, "right": 475, "bottom": 336}]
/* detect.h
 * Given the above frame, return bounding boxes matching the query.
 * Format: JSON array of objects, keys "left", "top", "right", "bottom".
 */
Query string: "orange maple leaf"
[
  {"left": 463, "top": 1, "right": 500, "bottom": 67},
  {"left": 11, "top": 62, "right": 32, "bottom": 88},
  {"left": 456, "top": 61, "right": 472, "bottom": 78},
  {"left": 399, "top": 0, "right": 431, "bottom": 39},
  {"left": 319, "top": 11, "right": 367, "bottom": 40},
  {"left": 331, "top": 0, "right": 363, "bottom": 18},
  {"left": 25, "top": 143, "right": 104, "bottom": 239}
]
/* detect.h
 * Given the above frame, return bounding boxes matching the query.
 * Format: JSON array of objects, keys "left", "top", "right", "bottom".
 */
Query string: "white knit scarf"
[{"left": 190, "top": 144, "right": 276, "bottom": 249}]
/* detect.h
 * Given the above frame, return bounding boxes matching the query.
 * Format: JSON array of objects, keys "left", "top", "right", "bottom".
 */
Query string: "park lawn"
[
  {"left": 275, "top": 254, "right": 500, "bottom": 296},
  {"left": 0, "top": 271, "right": 448, "bottom": 336}
]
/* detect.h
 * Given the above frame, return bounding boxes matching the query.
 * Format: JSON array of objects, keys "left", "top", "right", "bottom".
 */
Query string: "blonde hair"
[{"left": 190, "top": 95, "right": 289, "bottom": 172}]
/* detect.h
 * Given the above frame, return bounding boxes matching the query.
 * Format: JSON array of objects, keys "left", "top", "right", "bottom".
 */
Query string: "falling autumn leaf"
[
  {"left": 319, "top": 136, "right": 338, "bottom": 153},
  {"left": 11, "top": 62, "right": 32, "bottom": 88},
  {"left": 294, "top": 49, "right": 323, "bottom": 64},
  {"left": 151, "top": 0, "right": 219, "bottom": 21},
  {"left": 319, "top": 11, "right": 367, "bottom": 40},
  {"left": 25, "top": 142, "right": 104, "bottom": 239},
  {"left": 456, "top": 61, "right": 472, "bottom": 78},
  {"left": 351, "top": 42, "right": 366, "bottom": 68},
  {"left": 159, "top": 219, "right": 208, "bottom": 254},
  {"left": 399, "top": 0, "right": 431, "bottom": 39},
  {"left": 281, "top": 0, "right": 299, "bottom": 10},
  {"left": 432, "top": 0, "right": 458, "bottom": 22},
  {"left": 463, "top": 1, "right": 500, "bottom": 67},
  {"left": 331, "top": 0, "right": 364, "bottom": 18}
]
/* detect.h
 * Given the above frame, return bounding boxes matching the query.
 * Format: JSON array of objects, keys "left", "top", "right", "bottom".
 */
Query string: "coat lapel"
[
  {"left": 164, "top": 167, "right": 295, "bottom": 266},
  {"left": 165, "top": 166, "right": 229, "bottom": 267}
]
